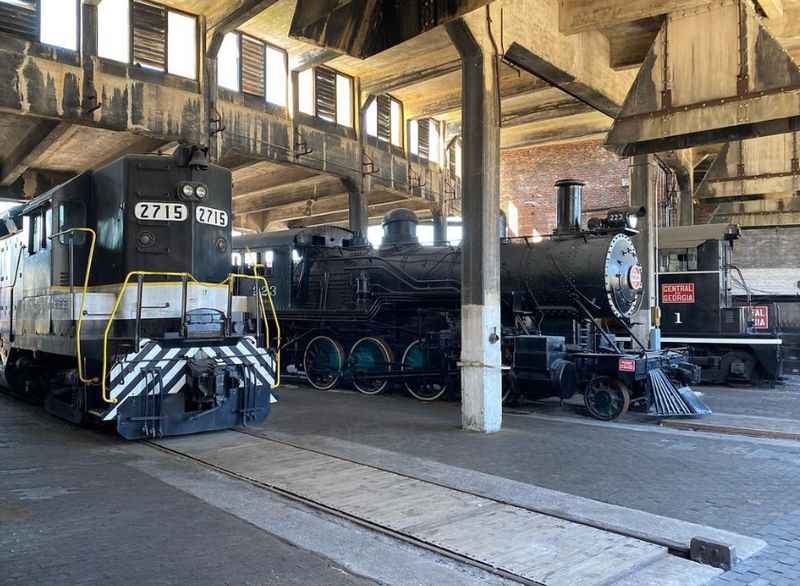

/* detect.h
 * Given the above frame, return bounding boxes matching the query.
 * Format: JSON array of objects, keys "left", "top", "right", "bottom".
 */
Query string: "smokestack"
[{"left": 555, "top": 179, "right": 584, "bottom": 234}]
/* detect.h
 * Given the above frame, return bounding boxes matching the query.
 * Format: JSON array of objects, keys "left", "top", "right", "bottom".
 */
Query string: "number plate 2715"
[
  {"left": 196, "top": 206, "right": 229, "bottom": 227},
  {"left": 134, "top": 202, "right": 188, "bottom": 222}
]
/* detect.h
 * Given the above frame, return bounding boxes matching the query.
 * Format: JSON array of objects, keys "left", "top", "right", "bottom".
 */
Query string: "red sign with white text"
[
  {"left": 662, "top": 283, "right": 695, "bottom": 304},
  {"left": 752, "top": 306, "right": 769, "bottom": 329},
  {"left": 618, "top": 358, "right": 636, "bottom": 373}
]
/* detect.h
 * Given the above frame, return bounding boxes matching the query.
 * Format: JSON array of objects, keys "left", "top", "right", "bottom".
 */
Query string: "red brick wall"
[{"left": 500, "top": 139, "right": 630, "bottom": 236}]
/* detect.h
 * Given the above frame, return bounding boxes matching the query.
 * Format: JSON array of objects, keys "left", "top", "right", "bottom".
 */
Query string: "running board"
[{"left": 648, "top": 369, "right": 712, "bottom": 417}]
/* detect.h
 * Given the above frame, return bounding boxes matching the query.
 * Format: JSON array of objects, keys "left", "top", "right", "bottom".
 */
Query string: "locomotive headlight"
[
  {"left": 195, "top": 185, "right": 208, "bottom": 199},
  {"left": 181, "top": 183, "right": 195, "bottom": 198},
  {"left": 627, "top": 214, "right": 638, "bottom": 230}
]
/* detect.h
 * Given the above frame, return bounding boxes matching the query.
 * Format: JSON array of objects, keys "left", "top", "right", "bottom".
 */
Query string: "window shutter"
[
  {"left": 315, "top": 67, "right": 337, "bottom": 123},
  {"left": 132, "top": 0, "right": 167, "bottom": 71},
  {"left": 417, "top": 118, "right": 430, "bottom": 159},
  {"left": 241, "top": 35, "right": 265, "bottom": 97},
  {"left": 0, "top": 0, "right": 37, "bottom": 40},
  {"left": 376, "top": 95, "right": 391, "bottom": 144}
]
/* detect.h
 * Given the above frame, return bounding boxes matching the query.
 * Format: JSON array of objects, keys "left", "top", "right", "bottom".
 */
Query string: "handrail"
[
  {"left": 101, "top": 271, "right": 200, "bottom": 403},
  {"left": 101, "top": 270, "right": 280, "bottom": 403},
  {"left": 224, "top": 272, "right": 281, "bottom": 389},
  {"left": 50, "top": 228, "right": 97, "bottom": 384}
]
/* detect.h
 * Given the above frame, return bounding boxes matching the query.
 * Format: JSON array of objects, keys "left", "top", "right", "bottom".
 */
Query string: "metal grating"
[
  {"left": 0, "top": 1, "right": 37, "bottom": 40},
  {"left": 241, "top": 35, "right": 265, "bottom": 97},
  {"left": 315, "top": 67, "right": 337, "bottom": 123},
  {"left": 132, "top": 0, "right": 167, "bottom": 71}
]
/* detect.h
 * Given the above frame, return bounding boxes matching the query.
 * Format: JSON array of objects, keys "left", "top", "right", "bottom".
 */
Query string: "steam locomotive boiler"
[
  {"left": 0, "top": 145, "right": 278, "bottom": 439},
  {"left": 234, "top": 180, "right": 706, "bottom": 420}
]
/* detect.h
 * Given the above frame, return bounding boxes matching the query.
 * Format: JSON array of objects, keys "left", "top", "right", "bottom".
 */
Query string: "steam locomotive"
[
  {"left": 0, "top": 145, "right": 277, "bottom": 439},
  {"left": 234, "top": 180, "right": 706, "bottom": 420}
]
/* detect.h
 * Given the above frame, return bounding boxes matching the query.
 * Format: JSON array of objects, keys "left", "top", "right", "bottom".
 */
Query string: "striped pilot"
[{"left": 0, "top": 145, "right": 279, "bottom": 439}]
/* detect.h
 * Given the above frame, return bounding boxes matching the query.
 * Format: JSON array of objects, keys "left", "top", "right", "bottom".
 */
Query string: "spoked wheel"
[
  {"left": 401, "top": 340, "right": 448, "bottom": 401},
  {"left": 303, "top": 336, "right": 345, "bottom": 390},
  {"left": 349, "top": 337, "right": 394, "bottom": 395},
  {"left": 584, "top": 376, "right": 630, "bottom": 421}
]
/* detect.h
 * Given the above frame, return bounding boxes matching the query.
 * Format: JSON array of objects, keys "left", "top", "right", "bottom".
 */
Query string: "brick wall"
[{"left": 500, "top": 138, "right": 630, "bottom": 236}]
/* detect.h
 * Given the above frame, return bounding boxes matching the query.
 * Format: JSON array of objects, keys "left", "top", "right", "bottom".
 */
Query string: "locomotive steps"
[{"left": 154, "top": 430, "right": 764, "bottom": 585}]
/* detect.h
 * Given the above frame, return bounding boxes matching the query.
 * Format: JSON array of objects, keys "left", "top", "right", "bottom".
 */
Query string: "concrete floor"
[{"left": 2, "top": 381, "right": 800, "bottom": 585}]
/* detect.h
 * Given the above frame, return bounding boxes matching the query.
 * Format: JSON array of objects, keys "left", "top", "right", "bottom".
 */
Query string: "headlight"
[
  {"left": 195, "top": 185, "right": 208, "bottom": 199},
  {"left": 627, "top": 214, "right": 638, "bottom": 230},
  {"left": 181, "top": 184, "right": 195, "bottom": 197}
]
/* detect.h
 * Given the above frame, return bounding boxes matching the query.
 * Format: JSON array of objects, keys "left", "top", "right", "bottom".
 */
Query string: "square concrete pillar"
[
  {"left": 630, "top": 155, "right": 659, "bottom": 345},
  {"left": 447, "top": 18, "right": 502, "bottom": 433}
]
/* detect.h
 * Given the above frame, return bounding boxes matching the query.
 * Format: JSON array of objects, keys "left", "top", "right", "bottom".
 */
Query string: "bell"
[{"left": 188, "top": 146, "right": 209, "bottom": 170}]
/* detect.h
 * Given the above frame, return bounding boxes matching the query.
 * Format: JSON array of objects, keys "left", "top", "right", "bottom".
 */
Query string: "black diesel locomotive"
[
  {"left": 657, "top": 223, "right": 783, "bottom": 384},
  {"left": 234, "top": 180, "right": 706, "bottom": 420},
  {"left": 0, "top": 145, "right": 278, "bottom": 439}
]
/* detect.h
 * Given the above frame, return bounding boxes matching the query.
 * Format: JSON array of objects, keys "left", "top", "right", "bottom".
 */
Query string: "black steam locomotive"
[
  {"left": 0, "top": 145, "right": 278, "bottom": 439},
  {"left": 234, "top": 180, "right": 706, "bottom": 420}
]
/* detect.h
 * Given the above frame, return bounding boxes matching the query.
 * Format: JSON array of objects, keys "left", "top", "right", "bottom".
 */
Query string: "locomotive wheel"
[
  {"left": 349, "top": 337, "right": 393, "bottom": 395},
  {"left": 721, "top": 351, "right": 757, "bottom": 385},
  {"left": 303, "top": 336, "right": 345, "bottom": 391},
  {"left": 401, "top": 340, "right": 448, "bottom": 402},
  {"left": 584, "top": 376, "right": 630, "bottom": 421}
]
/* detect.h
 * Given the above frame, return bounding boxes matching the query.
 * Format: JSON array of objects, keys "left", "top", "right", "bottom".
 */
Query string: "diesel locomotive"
[
  {"left": 234, "top": 180, "right": 707, "bottom": 420},
  {"left": 0, "top": 145, "right": 278, "bottom": 439},
  {"left": 656, "top": 223, "right": 783, "bottom": 384}
]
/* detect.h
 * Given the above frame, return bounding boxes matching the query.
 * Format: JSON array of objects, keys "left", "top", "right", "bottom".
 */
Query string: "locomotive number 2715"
[
  {"left": 196, "top": 206, "right": 229, "bottom": 227},
  {"left": 135, "top": 202, "right": 187, "bottom": 222}
]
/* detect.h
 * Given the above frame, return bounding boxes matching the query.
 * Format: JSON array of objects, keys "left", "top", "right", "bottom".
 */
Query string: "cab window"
[
  {"left": 29, "top": 213, "right": 41, "bottom": 254},
  {"left": 57, "top": 201, "right": 87, "bottom": 245}
]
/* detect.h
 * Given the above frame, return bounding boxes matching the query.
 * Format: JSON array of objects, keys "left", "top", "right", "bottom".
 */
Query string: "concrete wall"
[{"left": 500, "top": 138, "right": 629, "bottom": 235}]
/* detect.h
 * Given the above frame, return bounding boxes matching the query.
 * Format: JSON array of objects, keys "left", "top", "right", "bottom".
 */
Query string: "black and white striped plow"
[{"left": 101, "top": 336, "right": 277, "bottom": 423}]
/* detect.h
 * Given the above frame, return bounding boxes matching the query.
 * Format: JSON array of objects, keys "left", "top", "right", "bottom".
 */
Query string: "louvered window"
[
  {"left": 365, "top": 95, "right": 403, "bottom": 148},
  {"left": 298, "top": 66, "right": 352, "bottom": 128},
  {"left": 241, "top": 35, "right": 265, "bottom": 96},
  {"left": 315, "top": 67, "right": 337, "bottom": 123},
  {"left": 133, "top": 0, "right": 167, "bottom": 71},
  {"left": 0, "top": 0, "right": 38, "bottom": 41},
  {"left": 409, "top": 118, "right": 441, "bottom": 163}
]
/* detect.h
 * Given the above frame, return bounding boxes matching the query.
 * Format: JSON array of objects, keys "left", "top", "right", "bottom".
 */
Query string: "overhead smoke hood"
[
  {"left": 696, "top": 132, "right": 800, "bottom": 200},
  {"left": 289, "top": 0, "right": 493, "bottom": 59},
  {"left": 605, "top": 0, "right": 800, "bottom": 157}
]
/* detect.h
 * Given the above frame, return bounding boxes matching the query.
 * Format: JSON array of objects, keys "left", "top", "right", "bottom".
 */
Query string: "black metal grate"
[
  {"left": 241, "top": 35, "right": 265, "bottom": 97},
  {"left": 0, "top": 0, "right": 37, "bottom": 40},
  {"left": 132, "top": 0, "right": 167, "bottom": 71},
  {"left": 315, "top": 67, "right": 337, "bottom": 123}
]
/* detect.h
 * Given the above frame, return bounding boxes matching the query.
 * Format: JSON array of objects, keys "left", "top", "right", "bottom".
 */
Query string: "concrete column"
[
  {"left": 432, "top": 208, "right": 447, "bottom": 243},
  {"left": 80, "top": 2, "right": 98, "bottom": 121},
  {"left": 347, "top": 179, "right": 369, "bottom": 245},
  {"left": 446, "top": 18, "right": 502, "bottom": 433},
  {"left": 629, "top": 155, "right": 659, "bottom": 346}
]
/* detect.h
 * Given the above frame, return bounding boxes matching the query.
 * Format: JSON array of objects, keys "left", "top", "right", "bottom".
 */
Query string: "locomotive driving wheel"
[
  {"left": 583, "top": 376, "right": 630, "bottom": 421},
  {"left": 401, "top": 340, "right": 448, "bottom": 401},
  {"left": 303, "top": 336, "right": 345, "bottom": 391},
  {"left": 349, "top": 337, "right": 393, "bottom": 395}
]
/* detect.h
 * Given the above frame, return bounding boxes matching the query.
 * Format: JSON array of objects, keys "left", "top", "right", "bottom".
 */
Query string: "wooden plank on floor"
[
  {"left": 662, "top": 413, "right": 800, "bottom": 440},
  {"left": 157, "top": 433, "right": 673, "bottom": 585}
]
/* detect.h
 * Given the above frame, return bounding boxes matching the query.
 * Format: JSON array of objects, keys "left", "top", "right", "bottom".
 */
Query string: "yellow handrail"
[
  {"left": 224, "top": 272, "right": 281, "bottom": 389},
  {"left": 100, "top": 271, "right": 281, "bottom": 403},
  {"left": 50, "top": 228, "right": 97, "bottom": 385},
  {"left": 101, "top": 271, "right": 199, "bottom": 403}
]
